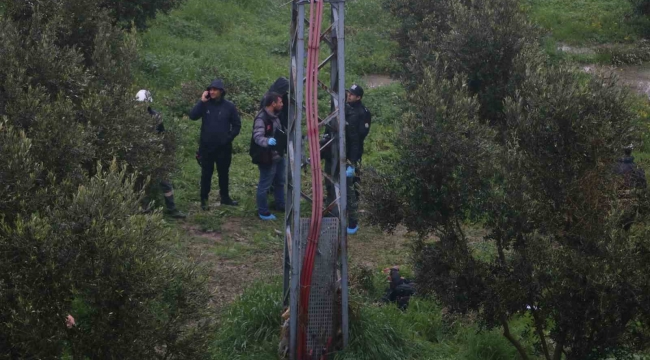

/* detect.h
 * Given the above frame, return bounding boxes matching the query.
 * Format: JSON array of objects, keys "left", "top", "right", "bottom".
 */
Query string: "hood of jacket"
[
  {"left": 207, "top": 79, "right": 227, "bottom": 96},
  {"left": 268, "top": 77, "right": 289, "bottom": 95}
]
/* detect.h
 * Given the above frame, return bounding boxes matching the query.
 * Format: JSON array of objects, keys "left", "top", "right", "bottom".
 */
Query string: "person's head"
[
  {"left": 346, "top": 84, "right": 363, "bottom": 103},
  {"left": 624, "top": 144, "right": 634, "bottom": 156},
  {"left": 135, "top": 89, "right": 153, "bottom": 103},
  {"left": 207, "top": 87, "right": 222, "bottom": 99},
  {"left": 263, "top": 92, "right": 283, "bottom": 113},
  {"left": 206, "top": 79, "right": 226, "bottom": 99}
]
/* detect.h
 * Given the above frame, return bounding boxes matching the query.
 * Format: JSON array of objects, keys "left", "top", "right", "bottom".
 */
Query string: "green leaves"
[{"left": 381, "top": 0, "right": 650, "bottom": 358}]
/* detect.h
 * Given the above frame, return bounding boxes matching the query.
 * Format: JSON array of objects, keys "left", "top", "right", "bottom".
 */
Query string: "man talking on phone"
[{"left": 189, "top": 79, "right": 241, "bottom": 210}]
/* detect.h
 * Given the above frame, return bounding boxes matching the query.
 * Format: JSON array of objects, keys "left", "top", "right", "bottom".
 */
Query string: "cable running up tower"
[{"left": 283, "top": 0, "right": 348, "bottom": 359}]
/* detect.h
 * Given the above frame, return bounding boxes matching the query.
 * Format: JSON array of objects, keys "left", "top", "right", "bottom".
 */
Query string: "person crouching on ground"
[{"left": 250, "top": 92, "right": 287, "bottom": 220}]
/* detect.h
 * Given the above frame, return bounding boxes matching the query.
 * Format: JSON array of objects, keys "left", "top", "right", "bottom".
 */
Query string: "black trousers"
[{"left": 200, "top": 143, "right": 233, "bottom": 201}]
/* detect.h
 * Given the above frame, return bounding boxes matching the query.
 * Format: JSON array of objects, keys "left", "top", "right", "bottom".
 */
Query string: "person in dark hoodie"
[{"left": 189, "top": 79, "right": 241, "bottom": 210}]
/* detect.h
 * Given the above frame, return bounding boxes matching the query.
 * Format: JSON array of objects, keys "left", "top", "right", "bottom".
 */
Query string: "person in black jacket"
[
  {"left": 189, "top": 79, "right": 241, "bottom": 210},
  {"left": 614, "top": 145, "right": 647, "bottom": 190},
  {"left": 323, "top": 84, "right": 372, "bottom": 234},
  {"left": 135, "top": 89, "right": 186, "bottom": 219},
  {"left": 614, "top": 145, "right": 647, "bottom": 230},
  {"left": 250, "top": 92, "right": 287, "bottom": 220}
]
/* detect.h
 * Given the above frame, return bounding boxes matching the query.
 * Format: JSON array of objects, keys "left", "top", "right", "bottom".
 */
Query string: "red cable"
[{"left": 298, "top": 0, "right": 325, "bottom": 358}]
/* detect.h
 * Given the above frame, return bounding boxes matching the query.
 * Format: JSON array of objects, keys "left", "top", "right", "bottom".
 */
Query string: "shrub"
[
  {"left": 371, "top": 54, "right": 650, "bottom": 360},
  {"left": 631, "top": 0, "right": 650, "bottom": 16},
  {"left": 0, "top": 1, "right": 213, "bottom": 357},
  {"left": 3, "top": 0, "right": 185, "bottom": 32},
  {"left": 386, "top": 0, "right": 539, "bottom": 130},
  {"left": 0, "top": 9, "right": 176, "bottom": 184},
  {"left": 0, "top": 162, "right": 214, "bottom": 359}
]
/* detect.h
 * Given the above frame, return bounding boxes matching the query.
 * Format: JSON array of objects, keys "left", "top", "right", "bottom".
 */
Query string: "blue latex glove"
[
  {"left": 268, "top": 138, "right": 277, "bottom": 146},
  {"left": 346, "top": 166, "right": 355, "bottom": 178}
]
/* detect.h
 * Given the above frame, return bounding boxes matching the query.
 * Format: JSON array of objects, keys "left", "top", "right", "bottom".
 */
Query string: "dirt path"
[
  {"left": 179, "top": 216, "right": 410, "bottom": 312},
  {"left": 557, "top": 43, "right": 650, "bottom": 99},
  {"left": 362, "top": 74, "right": 398, "bottom": 89},
  {"left": 583, "top": 63, "right": 650, "bottom": 99}
]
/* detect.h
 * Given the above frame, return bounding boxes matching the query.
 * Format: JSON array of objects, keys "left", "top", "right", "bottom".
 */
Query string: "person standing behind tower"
[{"left": 250, "top": 92, "right": 287, "bottom": 220}]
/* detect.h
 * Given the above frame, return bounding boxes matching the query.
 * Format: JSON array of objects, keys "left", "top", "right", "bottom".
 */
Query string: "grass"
[
  {"left": 210, "top": 267, "right": 539, "bottom": 360},
  {"left": 524, "top": 0, "right": 648, "bottom": 45},
  {"left": 524, "top": 0, "right": 650, "bottom": 65}
]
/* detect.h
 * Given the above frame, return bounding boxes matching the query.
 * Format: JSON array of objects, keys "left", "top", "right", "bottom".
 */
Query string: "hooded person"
[
  {"left": 189, "top": 79, "right": 242, "bottom": 210},
  {"left": 135, "top": 89, "right": 186, "bottom": 219}
]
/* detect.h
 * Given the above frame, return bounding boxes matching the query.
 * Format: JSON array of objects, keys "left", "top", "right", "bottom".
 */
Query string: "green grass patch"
[
  {"left": 524, "top": 0, "right": 649, "bottom": 45},
  {"left": 211, "top": 278, "right": 284, "bottom": 359},
  {"left": 211, "top": 264, "right": 540, "bottom": 360}
]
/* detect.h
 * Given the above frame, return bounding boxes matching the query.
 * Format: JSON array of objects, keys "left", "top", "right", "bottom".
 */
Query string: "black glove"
[{"left": 195, "top": 151, "right": 202, "bottom": 166}]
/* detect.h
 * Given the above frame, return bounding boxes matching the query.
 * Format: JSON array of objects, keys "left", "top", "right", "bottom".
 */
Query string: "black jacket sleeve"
[
  {"left": 189, "top": 100, "right": 204, "bottom": 120},
  {"left": 346, "top": 105, "right": 362, "bottom": 164},
  {"left": 229, "top": 105, "right": 242, "bottom": 141}
]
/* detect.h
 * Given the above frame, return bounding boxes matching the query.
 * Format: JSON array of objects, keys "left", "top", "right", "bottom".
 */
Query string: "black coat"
[
  {"left": 189, "top": 79, "right": 241, "bottom": 152},
  {"left": 614, "top": 156, "right": 647, "bottom": 189},
  {"left": 345, "top": 100, "right": 371, "bottom": 164}
]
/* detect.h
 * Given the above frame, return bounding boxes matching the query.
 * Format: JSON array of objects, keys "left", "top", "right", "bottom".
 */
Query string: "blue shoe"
[
  {"left": 347, "top": 225, "right": 359, "bottom": 235},
  {"left": 259, "top": 212, "right": 277, "bottom": 221}
]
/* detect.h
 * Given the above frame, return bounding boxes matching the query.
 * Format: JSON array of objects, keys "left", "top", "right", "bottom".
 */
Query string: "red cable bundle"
[{"left": 298, "top": 0, "right": 325, "bottom": 358}]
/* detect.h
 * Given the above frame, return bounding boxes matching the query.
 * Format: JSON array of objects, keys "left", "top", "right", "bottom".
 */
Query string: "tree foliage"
[
  {"left": 375, "top": 0, "right": 650, "bottom": 358},
  {"left": 3, "top": 0, "right": 184, "bottom": 32},
  {"left": 386, "top": 0, "right": 538, "bottom": 130},
  {"left": 0, "top": 1, "right": 213, "bottom": 358}
]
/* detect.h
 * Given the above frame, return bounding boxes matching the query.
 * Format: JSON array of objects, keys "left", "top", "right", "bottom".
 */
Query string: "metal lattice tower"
[{"left": 283, "top": 1, "right": 348, "bottom": 359}]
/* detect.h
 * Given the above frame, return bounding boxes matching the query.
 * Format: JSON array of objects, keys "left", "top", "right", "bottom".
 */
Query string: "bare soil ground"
[{"left": 179, "top": 218, "right": 411, "bottom": 312}]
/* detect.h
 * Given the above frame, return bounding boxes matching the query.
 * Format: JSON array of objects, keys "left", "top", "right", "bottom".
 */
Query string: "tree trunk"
[
  {"left": 501, "top": 317, "right": 530, "bottom": 360},
  {"left": 552, "top": 334, "right": 565, "bottom": 360},
  {"left": 531, "top": 309, "right": 551, "bottom": 360}
]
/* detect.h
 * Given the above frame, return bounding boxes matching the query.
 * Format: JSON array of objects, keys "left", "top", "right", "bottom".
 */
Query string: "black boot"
[
  {"left": 164, "top": 195, "right": 186, "bottom": 219},
  {"left": 220, "top": 192, "right": 238, "bottom": 206},
  {"left": 221, "top": 197, "right": 238, "bottom": 206},
  {"left": 201, "top": 198, "right": 209, "bottom": 211}
]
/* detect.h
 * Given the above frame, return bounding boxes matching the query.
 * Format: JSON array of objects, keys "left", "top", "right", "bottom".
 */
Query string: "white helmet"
[{"left": 135, "top": 89, "right": 153, "bottom": 103}]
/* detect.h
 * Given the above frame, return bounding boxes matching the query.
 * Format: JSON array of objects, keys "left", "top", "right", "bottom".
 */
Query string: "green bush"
[
  {"left": 631, "top": 0, "right": 650, "bottom": 15},
  {"left": 371, "top": 48, "right": 650, "bottom": 360},
  {"left": 3, "top": 0, "right": 185, "bottom": 31},
  {"left": 0, "top": 9, "right": 176, "bottom": 184},
  {"left": 0, "top": 1, "right": 214, "bottom": 357},
  {"left": 386, "top": 0, "right": 538, "bottom": 131},
  {"left": 0, "top": 162, "right": 214, "bottom": 359}
]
